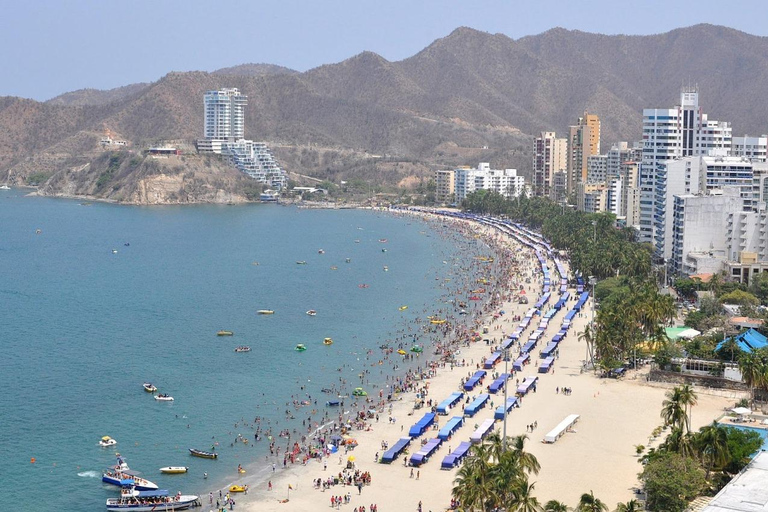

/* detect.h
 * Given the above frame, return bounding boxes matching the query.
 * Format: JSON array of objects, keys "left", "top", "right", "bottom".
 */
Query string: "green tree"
[
  {"left": 738, "top": 351, "right": 767, "bottom": 407},
  {"left": 660, "top": 387, "right": 688, "bottom": 432},
  {"left": 614, "top": 500, "right": 641, "bottom": 512},
  {"left": 696, "top": 421, "right": 730, "bottom": 480},
  {"left": 544, "top": 500, "right": 570, "bottom": 512},
  {"left": 506, "top": 480, "right": 542, "bottom": 512},
  {"left": 575, "top": 491, "right": 608, "bottom": 512},
  {"left": 723, "top": 426, "right": 763, "bottom": 474},
  {"left": 640, "top": 451, "right": 705, "bottom": 512},
  {"left": 719, "top": 290, "right": 759, "bottom": 307}
]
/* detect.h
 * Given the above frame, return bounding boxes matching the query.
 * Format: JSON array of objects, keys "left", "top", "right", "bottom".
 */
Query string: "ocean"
[{"left": 0, "top": 190, "right": 487, "bottom": 511}]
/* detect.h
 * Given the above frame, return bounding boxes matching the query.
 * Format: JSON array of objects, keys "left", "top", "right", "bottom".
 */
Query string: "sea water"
[{"left": 0, "top": 191, "right": 483, "bottom": 511}]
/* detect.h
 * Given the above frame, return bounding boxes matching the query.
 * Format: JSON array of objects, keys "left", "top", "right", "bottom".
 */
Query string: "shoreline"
[
  {"left": 225, "top": 210, "right": 739, "bottom": 512},
  {"left": 192, "top": 209, "right": 509, "bottom": 508}
]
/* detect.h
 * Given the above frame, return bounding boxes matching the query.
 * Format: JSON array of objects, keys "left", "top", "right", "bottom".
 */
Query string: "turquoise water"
[{"left": 0, "top": 191, "right": 483, "bottom": 511}]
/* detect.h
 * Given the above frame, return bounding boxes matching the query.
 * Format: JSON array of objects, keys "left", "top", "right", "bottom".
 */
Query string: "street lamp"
[
  {"left": 588, "top": 275, "right": 597, "bottom": 368},
  {"left": 502, "top": 347, "right": 509, "bottom": 452}
]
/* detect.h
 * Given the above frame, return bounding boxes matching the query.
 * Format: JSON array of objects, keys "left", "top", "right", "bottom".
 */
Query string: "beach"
[{"left": 219, "top": 211, "right": 740, "bottom": 512}]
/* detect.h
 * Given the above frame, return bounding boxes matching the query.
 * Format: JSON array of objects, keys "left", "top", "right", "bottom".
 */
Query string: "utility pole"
[{"left": 502, "top": 347, "right": 509, "bottom": 452}]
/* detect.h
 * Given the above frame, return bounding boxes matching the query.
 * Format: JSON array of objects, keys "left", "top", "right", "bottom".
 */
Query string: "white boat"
[
  {"left": 154, "top": 394, "right": 174, "bottom": 401},
  {"left": 159, "top": 466, "right": 188, "bottom": 474},
  {"left": 257, "top": 310, "right": 275, "bottom": 315},
  {"left": 306, "top": 310, "right": 317, "bottom": 316},
  {"left": 106, "top": 488, "right": 199, "bottom": 511},
  {"left": 99, "top": 436, "right": 117, "bottom": 447},
  {"left": 0, "top": 184, "right": 10, "bottom": 190},
  {"left": 103, "top": 456, "right": 158, "bottom": 491}
]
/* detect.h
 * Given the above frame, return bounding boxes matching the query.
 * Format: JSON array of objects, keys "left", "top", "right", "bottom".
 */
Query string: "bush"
[{"left": 640, "top": 452, "right": 705, "bottom": 512}]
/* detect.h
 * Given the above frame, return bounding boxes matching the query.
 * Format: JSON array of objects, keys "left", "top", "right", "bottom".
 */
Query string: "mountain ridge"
[{"left": 3, "top": 24, "right": 768, "bottom": 200}]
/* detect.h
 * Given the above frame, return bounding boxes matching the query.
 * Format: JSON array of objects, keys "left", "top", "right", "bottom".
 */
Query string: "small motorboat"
[
  {"left": 257, "top": 310, "right": 275, "bottom": 315},
  {"left": 352, "top": 387, "right": 367, "bottom": 397},
  {"left": 296, "top": 261, "right": 307, "bottom": 265},
  {"left": 155, "top": 394, "right": 174, "bottom": 401},
  {"left": 159, "top": 466, "right": 188, "bottom": 474},
  {"left": 381, "top": 248, "right": 387, "bottom": 253},
  {"left": 99, "top": 436, "right": 117, "bottom": 447},
  {"left": 383, "top": 266, "right": 389, "bottom": 271},
  {"left": 399, "top": 305, "right": 408, "bottom": 311},
  {"left": 323, "top": 338, "right": 333, "bottom": 345},
  {"left": 358, "top": 284, "right": 369, "bottom": 289},
  {"left": 330, "top": 265, "right": 338, "bottom": 270},
  {"left": 326, "top": 400, "right": 341, "bottom": 407},
  {"left": 143, "top": 383, "right": 157, "bottom": 393},
  {"left": 234, "top": 346, "right": 251, "bottom": 353},
  {"left": 189, "top": 448, "right": 217, "bottom": 459},
  {"left": 378, "top": 239, "right": 388, "bottom": 243},
  {"left": 217, "top": 330, "right": 234, "bottom": 336},
  {"left": 345, "top": 258, "right": 351, "bottom": 263},
  {"left": 229, "top": 485, "right": 247, "bottom": 493},
  {"left": 306, "top": 310, "right": 317, "bottom": 317},
  {"left": 295, "top": 344, "right": 307, "bottom": 352},
  {"left": 318, "top": 249, "right": 325, "bottom": 254}
]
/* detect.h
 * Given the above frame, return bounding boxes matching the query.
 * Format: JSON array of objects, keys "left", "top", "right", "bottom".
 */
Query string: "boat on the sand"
[{"left": 229, "top": 485, "right": 247, "bottom": 493}]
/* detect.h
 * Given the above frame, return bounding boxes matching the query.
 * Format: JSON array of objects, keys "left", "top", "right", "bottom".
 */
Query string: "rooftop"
[{"left": 702, "top": 451, "right": 768, "bottom": 512}]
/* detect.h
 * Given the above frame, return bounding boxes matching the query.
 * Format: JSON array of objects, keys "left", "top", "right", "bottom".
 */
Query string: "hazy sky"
[{"left": 2, "top": 0, "right": 766, "bottom": 101}]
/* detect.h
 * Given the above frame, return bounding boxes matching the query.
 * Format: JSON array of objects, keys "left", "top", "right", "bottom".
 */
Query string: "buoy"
[{"left": 30, "top": 457, "right": 36, "bottom": 463}]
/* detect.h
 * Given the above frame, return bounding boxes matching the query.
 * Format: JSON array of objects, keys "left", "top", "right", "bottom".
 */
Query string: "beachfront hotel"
[
  {"left": 451, "top": 163, "right": 527, "bottom": 203},
  {"left": 198, "top": 88, "right": 287, "bottom": 189}
]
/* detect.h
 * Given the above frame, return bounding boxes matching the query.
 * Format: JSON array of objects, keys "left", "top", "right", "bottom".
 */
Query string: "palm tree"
[
  {"left": 614, "top": 500, "right": 641, "bottom": 512},
  {"left": 544, "top": 500, "right": 570, "bottom": 512},
  {"left": 660, "top": 387, "right": 687, "bottom": 431},
  {"left": 506, "top": 479, "right": 542, "bottom": 512},
  {"left": 677, "top": 384, "right": 698, "bottom": 432},
  {"left": 575, "top": 491, "right": 608, "bottom": 512},
  {"left": 453, "top": 443, "right": 493, "bottom": 511},
  {"left": 697, "top": 421, "right": 730, "bottom": 480},
  {"left": 509, "top": 434, "right": 541, "bottom": 475},
  {"left": 663, "top": 427, "right": 697, "bottom": 459},
  {"left": 739, "top": 351, "right": 765, "bottom": 407}
]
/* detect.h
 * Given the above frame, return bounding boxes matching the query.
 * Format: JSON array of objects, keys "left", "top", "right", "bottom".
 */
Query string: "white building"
[
  {"left": 198, "top": 88, "right": 287, "bottom": 189},
  {"left": 639, "top": 88, "right": 732, "bottom": 244},
  {"left": 223, "top": 140, "right": 287, "bottom": 189},
  {"left": 732, "top": 135, "right": 768, "bottom": 162},
  {"left": 532, "top": 132, "right": 567, "bottom": 197},
  {"left": 454, "top": 163, "right": 526, "bottom": 203},
  {"left": 670, "top": 188, "right": 742, "bottom": 275},
  {"left": 586, "top": 155, "right": 607, "bottom": 183},
  {"left": 203, "top": 88, "right": 247, "bottom": 142},
  {"left": 654, "top": 155, "right": 756, "bottom": 262},
  {"left": 606, "top": 142, "right": 643, "bottom": 180}
]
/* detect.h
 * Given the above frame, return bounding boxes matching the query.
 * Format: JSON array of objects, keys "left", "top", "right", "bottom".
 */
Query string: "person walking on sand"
[{"left": 268, "top": 480, "right": 272, "bottom": 491}]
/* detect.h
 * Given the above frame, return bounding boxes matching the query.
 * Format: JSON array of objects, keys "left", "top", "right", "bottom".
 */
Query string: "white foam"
[{"left": 78, "top": 470, "right": 100, "bottom": 478}]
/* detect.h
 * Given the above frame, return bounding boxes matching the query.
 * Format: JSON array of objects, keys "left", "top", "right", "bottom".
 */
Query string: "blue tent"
[{"left": 717, "top": 328, "right": 768, "bottom": 353}]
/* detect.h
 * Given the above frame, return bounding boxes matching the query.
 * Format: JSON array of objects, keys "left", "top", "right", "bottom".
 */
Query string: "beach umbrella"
[
  {"left": 347, "top": 456, "right": 355, "bottom": 462},
  {"left": 731, "top": 407, "right": 752, "bottom": 415}
]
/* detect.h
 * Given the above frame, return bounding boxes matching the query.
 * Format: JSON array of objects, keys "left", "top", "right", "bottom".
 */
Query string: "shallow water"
[{"left": 0, "top": 191, "right": 486, "bottom": 511}]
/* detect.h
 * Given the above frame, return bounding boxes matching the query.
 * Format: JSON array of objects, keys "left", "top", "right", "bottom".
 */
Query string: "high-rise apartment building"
[
  {"left": 435, "top": 169, "right": 456, "bottom": 204},
  {"left": 532, "top": 132, "right": 567, "bottom": 197},
  {"left": 204, "top": 88, "right": 247, "bottom": 142},
  {"left": 732, "top": 135, "right": 768, "bottom": 162},
  {"left": 567, "top": 112, "right": 601, "bottom": 196},
  {"left": 638, "top": 88, "right": 732, "bottom": 244},
  {"left": 198, "top": 88, "right": 287, "bottom": 189},
  {"left": 454, "top": 163, "right": 526, "bottom": 203}
]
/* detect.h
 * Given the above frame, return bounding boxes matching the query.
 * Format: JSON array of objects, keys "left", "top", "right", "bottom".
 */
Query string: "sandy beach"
[{"left": 215, "top": 212, "right": 741, "bottom": 512}]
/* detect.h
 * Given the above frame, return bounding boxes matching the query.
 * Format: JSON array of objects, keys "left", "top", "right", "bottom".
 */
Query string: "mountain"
[
  {"left": 212, "top": 63, "right": 298, "bottom": 76},
  {"left": 3, "top": 24, "right": 768, "bottom": 202}
]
